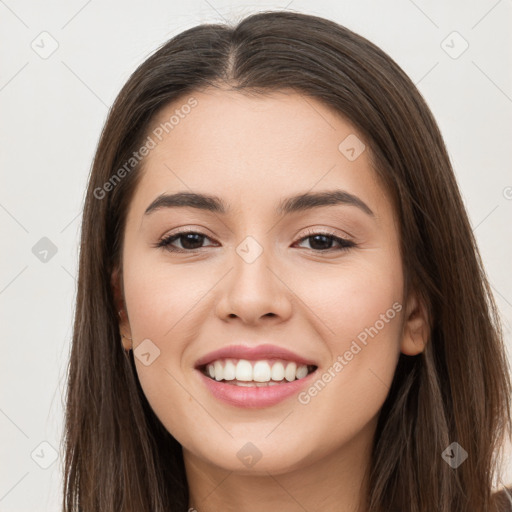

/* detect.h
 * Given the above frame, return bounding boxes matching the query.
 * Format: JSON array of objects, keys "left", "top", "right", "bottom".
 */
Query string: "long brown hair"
[{"left": 62, "top": 10, "right": 512, "bottom": 511}]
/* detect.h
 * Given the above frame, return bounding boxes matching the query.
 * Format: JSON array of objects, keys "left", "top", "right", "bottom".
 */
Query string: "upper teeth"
[{"left": 206, "top": 359, "right": 310, "bottom": 382}]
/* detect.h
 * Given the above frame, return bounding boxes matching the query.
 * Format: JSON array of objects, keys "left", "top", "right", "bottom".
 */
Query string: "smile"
[
  {"left": 201, "top": 358, "right": 317, "bottom": 386},
  {"left": 197, "top": 361, "right": 318, "bottom": 408}
]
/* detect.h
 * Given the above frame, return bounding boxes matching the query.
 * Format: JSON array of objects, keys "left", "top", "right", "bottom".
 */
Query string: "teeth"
[
  {"left": 296, "top": 365, "right": 308, "bottom": 379},
  {"left": 223, "top": 360, "right": 236, "bottom": 381},
  {"left": 253, "top": 361, "right": 271, "bottom": 382},
  {"left": 204, "top": 358, "right": 312, "bottom": 384},
  {"left": 271, "top": 362, "right": 285, "bottom": 381},
  {"left": 235, "top": 360, "right": 253, "bottom": 381},
  {"left": 284, "top": 362, "right": 296, "bottom": 382},
  {"left": 214, "top": 361, "right": 223, "bottom": 381}
]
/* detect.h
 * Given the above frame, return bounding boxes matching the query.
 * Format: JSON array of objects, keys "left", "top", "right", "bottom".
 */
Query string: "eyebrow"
[{"left": 144, "top": 190, "right": 374, "bottom": 217}]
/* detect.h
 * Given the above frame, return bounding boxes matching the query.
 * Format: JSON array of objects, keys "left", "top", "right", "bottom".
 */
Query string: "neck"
[{"left": 184, "top": 417, "right": 376, "bottom": 512}]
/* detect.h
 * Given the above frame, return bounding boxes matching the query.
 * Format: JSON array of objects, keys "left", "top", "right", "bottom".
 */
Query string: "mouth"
[
  {"left": 198, "top": 358, "right": 318, "bottom": 387},
  {"left": 194, "top": 343, "right": 319, "bottom": 407}
]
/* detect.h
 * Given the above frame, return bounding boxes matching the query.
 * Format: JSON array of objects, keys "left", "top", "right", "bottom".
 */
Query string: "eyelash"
[{"left": 154, "top": 228, "right": 356, "bottom": 254}]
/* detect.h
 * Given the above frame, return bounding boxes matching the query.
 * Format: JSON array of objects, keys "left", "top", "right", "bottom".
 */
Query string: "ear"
[
  {"left": 400, "top": 290, "right": 430, "bottom": 356},
  {"left": 111, "top": 266, "right": 132, "bottom": 351}
]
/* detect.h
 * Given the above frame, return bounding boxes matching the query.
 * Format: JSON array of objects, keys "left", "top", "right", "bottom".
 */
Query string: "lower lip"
[{"left": 197, "top": 370, "right": 317, "bottom": 408}]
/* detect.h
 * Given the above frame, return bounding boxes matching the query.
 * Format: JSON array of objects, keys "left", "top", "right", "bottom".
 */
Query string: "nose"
[{"left": 215, "top": 242, "right": 293, "bottom": 326}]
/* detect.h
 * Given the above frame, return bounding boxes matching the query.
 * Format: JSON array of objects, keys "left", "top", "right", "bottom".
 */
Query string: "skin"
[{"left": 112, "top": 88, "right": 429, "bottom": 512}]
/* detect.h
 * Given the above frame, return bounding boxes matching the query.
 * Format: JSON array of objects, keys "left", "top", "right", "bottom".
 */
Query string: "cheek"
[
  {"left": 121, "top": 252, "right": 217, "bottom": 434},
  {"left": 306, "top": 255, "right": 403, "bottom": 350},
  {"left": 297, "top": 256, "right": 404, "bottom": 411},
  {"left": 122, "top": 250, "right": 212, "bottom": 341}
]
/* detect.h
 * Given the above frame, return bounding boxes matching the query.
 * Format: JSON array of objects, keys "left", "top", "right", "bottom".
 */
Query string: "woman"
[{"left": 62, "top": 10, "right": 512, "bottom": 512}]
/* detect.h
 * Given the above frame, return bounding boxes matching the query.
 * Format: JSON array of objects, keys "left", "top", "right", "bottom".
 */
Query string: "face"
[{"left": 113, "top": 88, "right": 427, "bottom": 476}]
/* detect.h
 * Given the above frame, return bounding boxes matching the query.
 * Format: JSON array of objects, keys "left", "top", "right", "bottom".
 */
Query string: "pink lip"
[
  {"left": 194, "top": 343, "right": 318, "bottom": 368},
  {"left": 197, "top": 370, "right": 318, "bottom": 408}
]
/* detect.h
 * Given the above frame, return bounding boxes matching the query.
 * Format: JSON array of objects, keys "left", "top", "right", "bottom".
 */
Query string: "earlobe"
[{"left": 400, "top": 291, "right": 430, "bottom": 356}]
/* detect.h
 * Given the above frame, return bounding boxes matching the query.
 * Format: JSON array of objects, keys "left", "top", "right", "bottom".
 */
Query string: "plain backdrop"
[{"left": 1, "top": 1, "right": 511, "bottom": 510}]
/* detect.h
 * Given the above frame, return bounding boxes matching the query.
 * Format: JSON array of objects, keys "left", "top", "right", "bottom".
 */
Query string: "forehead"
[
  {"left": 127, "top": 88, "right": 388, "bottom": 222},
  {"left": 149, "top": 88, "right": 358, "bottom": 164}
]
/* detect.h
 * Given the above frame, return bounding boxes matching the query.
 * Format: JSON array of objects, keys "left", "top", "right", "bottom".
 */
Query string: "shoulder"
[{"left": 493, "top": 487, "right": 512, "bottom": 512}]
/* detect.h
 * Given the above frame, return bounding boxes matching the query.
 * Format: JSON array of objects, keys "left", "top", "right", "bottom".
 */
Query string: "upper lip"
[{"left": 194, "top": 343, "right": 318, "bottom": 368}]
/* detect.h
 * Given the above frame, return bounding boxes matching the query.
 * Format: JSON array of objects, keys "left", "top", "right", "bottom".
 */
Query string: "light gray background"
[{"left": 1, "top": 1, "right": 511, "bottom": 510}]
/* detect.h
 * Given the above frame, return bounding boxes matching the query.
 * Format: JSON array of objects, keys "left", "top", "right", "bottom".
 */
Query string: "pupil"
[
  {"left": 310, "top": 235, "right": 332, "bottom": 250},
  {"left": 181, "top": 233, "right": 203, "bottom": 249}
]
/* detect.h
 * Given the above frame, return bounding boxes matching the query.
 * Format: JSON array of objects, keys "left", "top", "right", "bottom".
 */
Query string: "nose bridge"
[
  {"left": 232, "top": 234, "right": 276, "bottom": 297},
  {"left": 217, "top": 234, "right": 292, "bottom": 323}
]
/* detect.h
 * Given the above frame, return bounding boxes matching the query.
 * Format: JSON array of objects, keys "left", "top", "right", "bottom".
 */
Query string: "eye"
[
  {"left": 155, "top": 230, "right": 217, "bottom": 252},
  {"left": 154, "top": 228, "right": 356, "bottom": 253},
  {"left": 293, "top": 230, "right": 356, "bottom": 252}
]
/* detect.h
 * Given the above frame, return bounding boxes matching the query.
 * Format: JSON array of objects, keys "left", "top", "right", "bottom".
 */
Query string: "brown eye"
[
  {"left": 156, "top": 231, "right": 216, "bottom": 252},
  {"left": 295, "top": 232, "right": 355, "bottom": 252}
]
